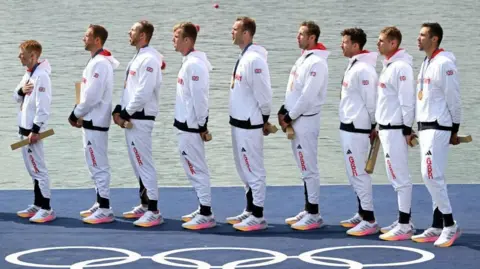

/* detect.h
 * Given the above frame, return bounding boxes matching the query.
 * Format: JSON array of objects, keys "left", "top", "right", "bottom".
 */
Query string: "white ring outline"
[
  {"left": 298, "top": 245, "right": 435, "bottom": 267},
  {"left": 5, "top": 246, "right": 141, "bottom": 268},
  {"left": 151, "top": 247, "right": 288, "bottom": 268}
]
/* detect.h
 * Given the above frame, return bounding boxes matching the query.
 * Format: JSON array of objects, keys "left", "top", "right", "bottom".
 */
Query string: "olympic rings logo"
[{"left": 5, "top": 245, "right": 435, "bottom": 269}]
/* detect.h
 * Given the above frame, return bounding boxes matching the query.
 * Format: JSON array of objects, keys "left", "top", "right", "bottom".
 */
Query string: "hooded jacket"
[
  {"left": 416, "top": 49, "right": 462, "bottom": 133},
  {"left": 339, "top": 51, "right": 379, "bottom": 133},
  {"left": 13, "top": 59, "right": 52, "bottom": 135},
  {"left": 376, "top": 49, "right": 416, "bottom": 135},
  {"left": 115, "top": 46, "right": 164, "bottom": 121},
  {"left": 174, "top": 50, "right": 212, "bottom": 133},
  {"left": 229, "top": 44, "right": 272, "bottom": 129},
  {"left": 70, "top": 49, "right": 119, "bottom": 130},
  {"left": 280, "top": 43, "right": 330, "bottom": 122}
]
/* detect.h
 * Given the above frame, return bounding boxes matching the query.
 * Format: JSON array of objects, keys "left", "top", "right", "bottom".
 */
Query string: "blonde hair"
[{"left": 19, "top": 40, "right": 42, "bottom": 57}]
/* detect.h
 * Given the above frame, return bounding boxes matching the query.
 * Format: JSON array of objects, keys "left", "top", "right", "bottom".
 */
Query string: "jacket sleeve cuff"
[
  {"left": 120, "top": 108, "right": 131, "bottom": 121},
  {"left": 452, "top": 123, "right": 460, "bottom": 134},
  {"left": 402, "top": 125, "right": 412, "bottom": 136},
  {"left": 31, "top": 124, "right": 41, "bottom": 134},
  {"left": 112, "top": 104, "right": 122, "bottom": 115},
  {"left": 262, "top": 114, "right": 270, "bottom": 124},
  {"left": 371, "top": 123, "right": 377, "bottom": 131},
  {"left": 199, "top": 116, "right": 208, "bottom": 132},
  {"left": 69, "top": 110, "right": 79, "bottom": 123},
  {"left": 17, "top": 88, "right": 25, "bottom": 97},
  {"left": 277, "top": 105, "right": 287, "bottom": 115},
  {"left": 284, "top": 113, "right": 293, "bottom": 124}
]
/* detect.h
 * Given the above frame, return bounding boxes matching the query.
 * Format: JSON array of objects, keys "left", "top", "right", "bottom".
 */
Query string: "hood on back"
[
  {"left": 437, "top": 49, "right": 456, "bottom": 65},
  {"left": 383, "top": 48, "right": 413, "bottom": 67},
  {"left": 353, "top": 50, "right": 378, "bottom": 67},
  {"left": 142, "top": 46, "right": 166, "bottom": 70},
  {"left": 34, "top": 59, "right": 51, "bottom": 75},
  {"left": 303, "top": 42, "right": 330, "bottom": 59},
  {"left": 187, "top": 50, "right": 213, "bottom": 71},
  {"left": 99, "top": 48, "right": 120, "bottom": 69},
  {"left": 247, "top": 44, "right": 268, "bottom": 61}
]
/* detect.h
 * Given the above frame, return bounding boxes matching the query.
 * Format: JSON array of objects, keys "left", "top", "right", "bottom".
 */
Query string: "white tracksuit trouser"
[
  {"left": 290, "top": 113, "right": 321, "bottom": 214},
  {"left": 177, "top": 130, "right": 212, "bottom": 207},
  {"left": 419, "top": 129, "right": 453, "bottom": 215},
  {"left": 378, "top": 129, "right": 413, "bottom": 216},
  {"left": 339, "top": 130, "right": 375, "bottom": 218},
  {"left": 20, "top": 134, "right": 51, "bottom": 202},
  {"left": 125, "top": 119, "right": 159, "bottom": 203},
  {"left": 231, "top": 126, "right": 266, "bottom": 210},
  {"left": 83, "top": 128, "right": 111, "bottom": 202}
]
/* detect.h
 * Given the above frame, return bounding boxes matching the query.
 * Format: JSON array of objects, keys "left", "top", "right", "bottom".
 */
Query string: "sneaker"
[
  {"left": 80, "top": 202, "right": 99, "bottom": 218},
  {"left": 379, "top": 223, "right": 413, "bottom": 241},
  {"left": 291, "top": 213, "right": 324, "bottom": 231},
  {"left": 381, "top": 220, "right": 416, "bottom": 234},
  {"left": 285, "top": 210, "right": 307, "bottom": 225},
  {"left": 133, "top": 211, "right": 163, "bottom": 227},
  {"left": 182, "top": 208, "right": 200, "bottom": 222},
  {"left": 17, "top": 205, "right": 40, "bottom": 218},
  {"left": 434, "top": 223, "right": 462, "bottom": 247},
  {"left": 123, "top": 205, "right": 147, "bottom": 219},
  {"left": 233, "top": 215, "right": 267, "bottom": 232},
  {"left": 340, "top": 213, "right": 362, "bottom": 228},
  {"left": 346, "top": 220, "right": 379, "bottom": 236},
  {"left": 29, "top": 209, "right": 56, "bottom": 223},
  {"left": 226, "top": 210, "right": 251, "bottom": 225},
  {"left": 411, "top": 227, "right": 442, "bottom": 243},
  {"left": 182, "top": 214, "right": 216, "bottom": 230},
  {"left": 83, "top": 208, "right": 115, "bottom": 224}
]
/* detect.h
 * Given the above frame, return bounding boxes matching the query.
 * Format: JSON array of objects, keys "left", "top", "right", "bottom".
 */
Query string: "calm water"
[{"left": 0, "top": 0, "right": 478, "bottom": 190}]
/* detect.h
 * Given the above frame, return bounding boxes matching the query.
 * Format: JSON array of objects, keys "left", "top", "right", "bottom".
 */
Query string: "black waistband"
[
  {"left": 277, "top": 105, "right": 318, "bottom": 117},
  {"left": 229, "top": 116, "right": 263, "bottom": 129},
  {"left": 130, "top": 110, "right": 155, "bottom": 121},
  {"left": 418, "top": 121, "right": 452, "bottom": 131},
  {"left": 339, "top": 122, "right": 371, "bottom": 134},
  {"left": 378, "top": 124, "right": 403, "bottom": 130},
  {"left": 174, "top": 119, "right": 207, "bottom": 133},
  {"left": 18, "top": 127, "right": 31, "bottom": 136},
  {"left": 82, "top": 120, "right": 109, "bottom": 132}
]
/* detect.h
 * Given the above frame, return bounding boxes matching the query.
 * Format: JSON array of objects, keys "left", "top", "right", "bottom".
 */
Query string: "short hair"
[
  {"left": 341, "top": 28, "right": 367, "bottom": 50},
  {"left": 138, "top": 20, "right": 154, "bottom": 43},
  {"left": 380, "top": 26, "right": 402, "bottom": 46},
  {"left": 236, "top": 16, "right": 256, "bottom": 37},
  {"left": 300, "top": 21, "right": 321, "bottom": 43},
  {"left": 173, "top": 22, "right": 198, "bottom": 43},
  {"left": 89, "top": 24, "right": 108, "bottom": 45},
  {"left": 421, "top": 22, "right": 443, "bottom": 46},
  {"left": 19, "top": 40, "right": 42, "bottom": 57}
]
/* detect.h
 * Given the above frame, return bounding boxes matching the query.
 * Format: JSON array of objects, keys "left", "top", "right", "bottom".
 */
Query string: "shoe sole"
[
  {"left": 30, "top": 216, "right": 56, "bottom": 223},
  {"left": 379, "top": 233, "right": 413, "bottom": 241},
  {"left": 183, "top": 222, "right": 216, "bottom": 230},
  {"left": 347, "top": 227, "right": 379, "bottom": 236},
  {"left": 18, "top": 213, "right": 37, "bottom": 218},
  {"left": 83, "top": 218, "right": 115, "bottom": 224},
  {"left": 434, "top": 231, "right": 462, "bottom": 247},
  {"left": 234, "top": 224, "right": 267, "bottom": 232},
  {"left": 123, "top": 213, "right": 145, "bottom": 219},
  {"left": 134, "top": 219, "right": 164, "bottom": 227}
]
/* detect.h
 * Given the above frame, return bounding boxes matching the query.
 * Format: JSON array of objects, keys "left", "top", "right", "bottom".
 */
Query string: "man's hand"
[
  {"left": 28, "top": 132, "right": 40, "bottom": 144},
  {"left": 200, "top": 130, "right": 211, "bottom": 142},
  {"left": 68, "top": 117, "right": 77, "bottom": 127},
  {"left": 262, "top": 123, "right": 271, "bottom": 136},
  {"left": 450, "top": 132, "right": 460, "bottom": 145},
  {"left": 277, "top": 114, "right": 289, "bottom": 132},
  {"left": 405, "top": 133, "right": 418, "bottom": 147},
  {"left": 22, "top": 83, "right": 34, "bottom": 95},
  {"left": 369, "top": 129, "right": 378, "bottom": 145},
  {"left": 113, "top": 113, "right": 122, "bottom": 125}
]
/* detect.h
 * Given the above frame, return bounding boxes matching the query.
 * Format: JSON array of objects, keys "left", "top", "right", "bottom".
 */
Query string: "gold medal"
[{"left": 418, "top": 90, "right": 423, "bottom": 100}]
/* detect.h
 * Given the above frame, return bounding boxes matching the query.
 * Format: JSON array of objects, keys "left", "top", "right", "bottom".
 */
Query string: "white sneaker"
[
  {"left": 226, "top": 210, "right": 251, "bottom": 225},
  {"left": 80, "top": 202, "right": 99, "bottom": 218},
  {"left": 379, "top": 223, "right": 413, "bottom": 241},
  {"left": 29, "top": 209, "right": 56, "bottom": 223},
  {"left": 291, "top": 213, "right": 324, "bottom": 231},
  {"left": 381, "top": 220, "right": 416, "bottom": 234},
  {"left": 346, "top": 220, "right": 379, "bottom": 236},
  {"left": 233, "top": 215, "right": 267, "bottom": 232},
  {"left": 434, "top": 223, "right": 462, "bottom": 247},
  {"left": 285, "top": 210, "right": 307, "bottom": 225},
  {"left": 83, "top": 208, "right": 115, "bottom": 224},
  {"left": 133, "top": 211, "right": 163, "bottom": 227},
  {"left": 411, "top": 227, "right": 443, "bottom": 243},
  {"left": 182, "top": 208, "right": 200, "bottom": 222},
  {"left": 123, "top": 204, "right": 147, "bottom": 219},
  {"left": 340, "top": 213, "right": 362, "bottom": 228},
  {"left": 17, "top": 205, "right": 40, "bottom": 218},
  {"left": 182, "top": 214, "right": 216, "bottom": 230}
]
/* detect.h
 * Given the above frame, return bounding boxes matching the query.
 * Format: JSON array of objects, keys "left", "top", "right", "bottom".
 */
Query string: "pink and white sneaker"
[
  {"left": 29, "top": 209, "right": 56, "bottom": 223},
  {"left": 83, "top": 208, "right": 115, "bottom": 224}
]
